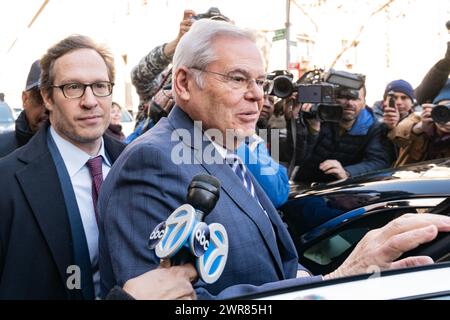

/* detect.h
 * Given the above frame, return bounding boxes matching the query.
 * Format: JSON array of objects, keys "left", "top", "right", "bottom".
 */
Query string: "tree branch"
[{"left": 329, "top": 0, "right": 396, "bottom": 68}]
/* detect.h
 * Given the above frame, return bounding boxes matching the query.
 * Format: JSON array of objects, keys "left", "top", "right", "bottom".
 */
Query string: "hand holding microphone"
[{"left": 147, "top": 174, "right": 228, "bottom": 284}]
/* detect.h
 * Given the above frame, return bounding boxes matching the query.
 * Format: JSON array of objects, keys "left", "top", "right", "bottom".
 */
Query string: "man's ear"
[
  {"left": 173, "top": 66, "right": 192, "bottom": 101},
  {"left": 41, "top": 89, "right": 53, "bottom": 112},
  {"left": 21, "top": 91, "right": 29, "bottom": 109}
]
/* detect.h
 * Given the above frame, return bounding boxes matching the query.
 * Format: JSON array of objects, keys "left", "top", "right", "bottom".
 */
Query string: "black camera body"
[
  {"left": 431, "top": 104, "right": 450, "bottom": 124},
  {"left": 193, "top": 7, "right": 229, "bottom": 21},
  {"left": 268, "top": 69, "right": 364, "bottom": 122}
]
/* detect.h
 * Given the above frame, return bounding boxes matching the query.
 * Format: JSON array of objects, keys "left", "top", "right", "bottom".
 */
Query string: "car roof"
[{"left": 291, "top": 158, "right": 450, "bottom": 199}]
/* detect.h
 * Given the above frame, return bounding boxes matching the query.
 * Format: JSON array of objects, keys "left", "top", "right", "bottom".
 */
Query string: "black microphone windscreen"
[{"left": 192, "top": 174, "right": 220, "bottom": 189}]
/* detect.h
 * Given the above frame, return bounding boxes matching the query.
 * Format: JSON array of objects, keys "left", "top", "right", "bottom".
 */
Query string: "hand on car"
[
  {"left": 324, "top": 213, "right": 450, "bottom": 279},
  {"left": 319, "top": 159, "right": 348, "bottom": 180}
]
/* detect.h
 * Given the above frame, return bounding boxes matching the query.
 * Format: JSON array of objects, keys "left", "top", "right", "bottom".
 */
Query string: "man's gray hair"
[{"left": 172, "top": 19, "right": 256, "bottom": 89}]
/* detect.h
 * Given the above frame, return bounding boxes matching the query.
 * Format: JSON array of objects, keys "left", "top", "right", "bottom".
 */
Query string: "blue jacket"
[
  {"left": 296, "top": 107, "right": 394, "bottom": 184},
  {"left": 237, "top": 138, "right": 289, "bottom": 208}
]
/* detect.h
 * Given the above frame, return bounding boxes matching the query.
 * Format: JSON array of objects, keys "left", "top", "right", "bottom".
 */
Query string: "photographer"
[
  {"left": 379, "top": 79, "right": 417, "bottom": 130},
  {"left": 289, "top": 84, "right": 394, "bottom": 186},
  {"left": 389, "top": 79, "right": 450, "bottom": 167},
  {"left": 131, "top": 9, "right": 196, "bottom": 107},
  {"left": 129, "top": 8, "right": 230, "bottom": 143},
  {"left": 415, "top": 40, "right": 450, "bottom": 105}
]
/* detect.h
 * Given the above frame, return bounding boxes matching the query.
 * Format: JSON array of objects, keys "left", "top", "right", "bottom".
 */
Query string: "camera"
[
  {"left": 431, "top": 104, "right": 450, "bottom": 124},
  {"left": 193, "top": 7, "right": 230, "bottom": 22},
  {"left": 267, "top": 69, "right": 365, "bottom": 122}
]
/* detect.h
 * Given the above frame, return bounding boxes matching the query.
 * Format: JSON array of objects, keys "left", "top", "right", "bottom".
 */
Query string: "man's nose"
[
  {"left": 246, "top": 80, "right": 264, "bottom": 101},
  {"left": 81, "top": 86, "right": 98, "bottom": 108}
]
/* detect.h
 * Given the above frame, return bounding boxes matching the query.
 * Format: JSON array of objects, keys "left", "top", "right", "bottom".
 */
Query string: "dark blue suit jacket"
[
  {"left": 0, "top": 123, "right": 124, "bottom": 299},
  {"left": 98, "top": 106, "right": 321, "bottom": 299}
]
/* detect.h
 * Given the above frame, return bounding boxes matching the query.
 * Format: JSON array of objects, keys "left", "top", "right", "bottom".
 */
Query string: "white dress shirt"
[{"left": 50, "top": 126, "right": 111, "bottom": 298}]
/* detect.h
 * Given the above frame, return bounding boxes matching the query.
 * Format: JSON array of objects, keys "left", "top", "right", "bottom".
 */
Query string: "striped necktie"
[
  {"left": 226, "top": 152, "right": 277, "bottom": 239},
  {"left": 226, "top": 153, "right": 255, "bottom": 198}
]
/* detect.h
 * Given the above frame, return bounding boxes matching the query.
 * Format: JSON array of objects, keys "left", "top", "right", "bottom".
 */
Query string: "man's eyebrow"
[
  {"left": 228, "top": 68, "right": 266, "bottom": 79},
  {"left": 57, "top": 78, "right": 109, "bottom": 84}
]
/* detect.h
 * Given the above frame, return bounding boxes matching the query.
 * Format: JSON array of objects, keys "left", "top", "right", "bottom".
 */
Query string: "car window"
[
  {"left": 297, "top": 202, "right": 444, "bottom": 275},
  {"left": 121, "top": 110, "right": 132, "bottom": 122},
  {"left": 0, "top": 103, "right": 14, "bottom": 123},
  {"left": 303, "top": 228, "right": 369, "bottom": 265}
]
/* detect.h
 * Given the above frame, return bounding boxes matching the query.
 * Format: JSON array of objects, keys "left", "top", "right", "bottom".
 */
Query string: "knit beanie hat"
[{"left": 384, "top": 79, "right": 415, "bottom": 102}]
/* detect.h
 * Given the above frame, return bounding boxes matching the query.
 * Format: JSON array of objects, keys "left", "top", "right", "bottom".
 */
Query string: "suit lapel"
[
  {"left": 202, "top": 161, "right": 285, "bottom": 276},
  {"left": 15, "top": 129, "right": 73, "bottom": 292}
]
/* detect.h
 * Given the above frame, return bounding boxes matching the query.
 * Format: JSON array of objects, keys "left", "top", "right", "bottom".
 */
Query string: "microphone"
[{"left": 147, "top": 174, "right": 228, "bottom": 283}]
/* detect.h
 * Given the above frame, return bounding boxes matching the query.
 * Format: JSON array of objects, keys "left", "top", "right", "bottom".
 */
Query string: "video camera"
[
  {"left": 431, "top": 104, "right": 450, "bottom": 124},
  {"left": 193, "top": 7, "right": 230, "bottom": 22},
  {"left": 267, "top": 68, "right": 365, "bottom": 122}
]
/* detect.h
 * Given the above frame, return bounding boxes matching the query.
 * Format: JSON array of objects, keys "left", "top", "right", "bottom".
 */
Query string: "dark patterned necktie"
[{"left": 86, "top": 156, "right": 103, "bottom": 224}]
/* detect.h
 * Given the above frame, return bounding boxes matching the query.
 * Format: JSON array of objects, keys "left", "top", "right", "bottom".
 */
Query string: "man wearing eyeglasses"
[
  {"left": 0, "top": 35, "right": 125, "bottom": 299},
  {"left": 0, "top": 35, "right": 200, "bottom": 300},
  {"left": 98, "top": 19, "right": 450, "bottom": 300}
]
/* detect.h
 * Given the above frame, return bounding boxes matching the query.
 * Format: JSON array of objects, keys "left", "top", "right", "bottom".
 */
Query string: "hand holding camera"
[
  {"left": 267, "top": 68, "right": 365, "bottom": 123},
  {"left": 383, "top": 92, "right": 401, "bottom": 130},
  {"left": 301, "top": 103, "right": 321, "bottom": 133},
  {"left": 164, "top": 10, "right": 196, "bottom": 58},
  {"left": 412, "top": 103, "right": 450, "bottom": 134},
  {"left": 413, "top": 104, "right": 437, "bottom": 134},
  {"left": 192, "top": 7, "right": 230, "bottom": 22}
]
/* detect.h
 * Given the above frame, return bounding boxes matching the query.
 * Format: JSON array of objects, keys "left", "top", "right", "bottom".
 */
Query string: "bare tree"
[{"left": 329, "top": 0, "right": 397, "bottom": 68}]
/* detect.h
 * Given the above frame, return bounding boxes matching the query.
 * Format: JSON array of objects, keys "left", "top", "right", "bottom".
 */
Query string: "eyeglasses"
[
  {"left": 190, "top": 67, "right": 271, "bottom": 93},
  {"left": 52, "top": 81, "right": 114, "bottom": 99}
]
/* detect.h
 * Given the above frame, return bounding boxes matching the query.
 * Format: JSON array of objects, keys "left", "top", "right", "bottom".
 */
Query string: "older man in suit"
[{"left": 98, "top": 20, "right": 450, "bottom": 299}]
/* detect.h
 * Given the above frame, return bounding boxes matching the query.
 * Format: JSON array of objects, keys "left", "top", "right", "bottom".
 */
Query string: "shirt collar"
[
  {"left": 204, "top": 131, "right": 229, "bottom": 159},
  {"left": 50, "top": 126, "right": 111, "bottom": 178},
  {"left": 245, "top": 133, "right": 264, "bottom": 152},
  {"left": 204, "top": 131, "right": 263, "bottom": 158}
]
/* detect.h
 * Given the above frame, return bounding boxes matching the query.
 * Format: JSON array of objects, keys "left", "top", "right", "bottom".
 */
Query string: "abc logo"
[
  {"left": 190, "top": 222, "right": 210, "bottom": 257},
  {"left": 147, "top": 221, "right": 167, "bottom": 250},
  {"left": 149, "top": 228, "right": 165, "bottom": 240},
  {"left": 195, "top": 229, "right": 209, "bottom": 251}
]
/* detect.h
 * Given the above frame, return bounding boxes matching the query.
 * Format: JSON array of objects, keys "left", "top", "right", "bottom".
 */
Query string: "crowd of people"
[{"left": 0, "top": 9, "right": 449, "bottom": 300}]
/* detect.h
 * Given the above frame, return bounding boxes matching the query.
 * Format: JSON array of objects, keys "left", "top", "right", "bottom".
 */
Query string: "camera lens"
[
  {"left": 431, "top": 105, "right": 450, "bottom": 124},
  {"left": 272, "top": 76, "right": 294, "bottom": 98}
]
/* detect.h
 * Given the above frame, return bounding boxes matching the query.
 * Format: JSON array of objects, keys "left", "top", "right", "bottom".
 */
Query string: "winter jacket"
[
  {"left": 0, "top": 111, "right": 34, "bottom": 158},
  {"left": 294, "top": 107, "right": 394, "bottom": 184},
  {"left": 389, "top": 113, "right": 450, "bottom": 167}
]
